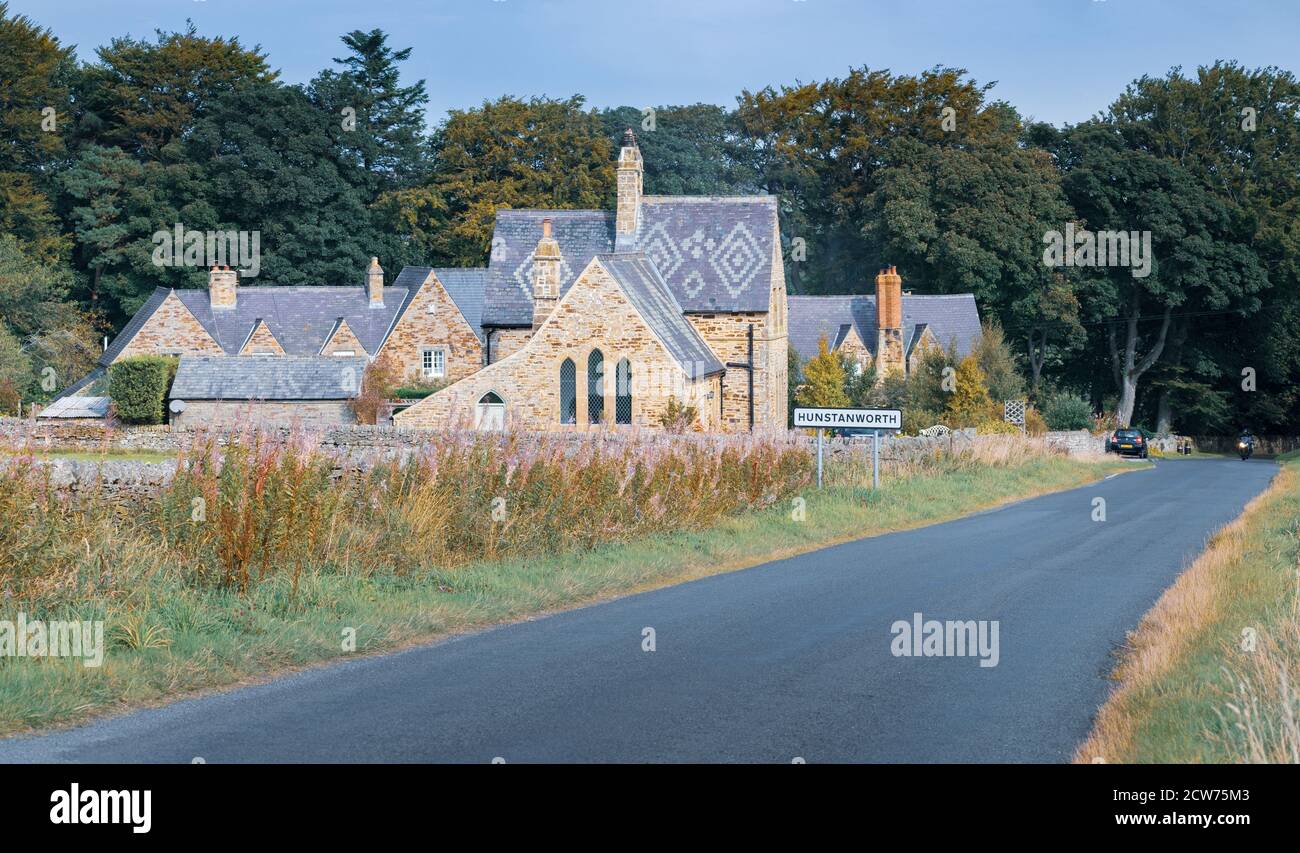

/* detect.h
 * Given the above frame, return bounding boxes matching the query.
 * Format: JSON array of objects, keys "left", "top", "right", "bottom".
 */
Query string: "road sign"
[
  {"left": 793, "top": 407, "right": 901, "bottom": 430},
  {"left": 795, "top": 408, "right": 900, "bottom": 490}
]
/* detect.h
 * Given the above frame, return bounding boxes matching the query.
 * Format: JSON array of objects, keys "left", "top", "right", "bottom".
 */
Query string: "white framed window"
[
  {"left": 332, "top": 350, "right": 355, "bottom": 357},
  {"left": 422, "top": 347, "right": 445, "bottom": 378}
]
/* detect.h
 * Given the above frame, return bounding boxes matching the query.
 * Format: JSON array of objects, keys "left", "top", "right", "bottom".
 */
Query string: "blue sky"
[{"left": 14, "top": 0, "right": 1299, "bottom": 128}]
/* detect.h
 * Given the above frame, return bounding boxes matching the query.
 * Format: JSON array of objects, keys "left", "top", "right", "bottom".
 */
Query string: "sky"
[{"left": 12, "top": 0, "right": 1300, "bottom": 128}]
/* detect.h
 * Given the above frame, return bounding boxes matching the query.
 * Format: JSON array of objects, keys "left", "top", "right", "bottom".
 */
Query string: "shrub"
[
  {"left": 108, "top": 355, "right": 177, "bottom": 424},
  {"left": 349, "top": 353, "right": 402, "bottom": 424},
  {"left": 1043, "top": 392, "right": 1094, "bottom": 431},
  {"left": 1025, "top": 406, "right": 1048, "bottom": 436},
  {"left": 976, "top": 418, "right": 1021, "bottom": 435},
  {"left": 795, "top": 336, "right": 848, "bottom": 408},
  {"left": 658, "top": 396, "right": 698, "bottom": 433},
  {"left": 902, "top": 407, "right": 943, "bottom": 436},
  {"left": 0, "top": 378, "right": 20, "bottom": 416},
  {"left": 393, "top": 379, "right": 448, "bottom": 400},
  {"left": 943, "top": 355, "right": 996, "bottom": 427}
]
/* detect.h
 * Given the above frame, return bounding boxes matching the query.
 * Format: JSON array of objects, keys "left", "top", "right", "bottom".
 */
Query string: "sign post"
[
  {"left": 794, "top": 407, "right": 901, "bottom": 490},
  {"left": 873, "top": 429, "right": 881, "bottom": 489},
  {"left": 816, "top": 428, "right": 824, "bottom": 488}
]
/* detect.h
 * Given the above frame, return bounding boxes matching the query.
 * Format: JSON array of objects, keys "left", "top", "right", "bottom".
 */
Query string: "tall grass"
[{"left": 4, "top": 429, "right": 814, "bottom": 605}]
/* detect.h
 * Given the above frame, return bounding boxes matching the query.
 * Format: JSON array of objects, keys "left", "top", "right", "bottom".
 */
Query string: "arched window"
[
  {"left": 615, "top": 358, "right": 632, "bottom": 425},
  {"left": 587, "top": 349, "right": 605, "bottom": 424},
  {"left": 476, "top": 391, "right": 505, "bottom": 430},
  {"left": 559, "top": 358, "right": 576, "bottom": 424}
]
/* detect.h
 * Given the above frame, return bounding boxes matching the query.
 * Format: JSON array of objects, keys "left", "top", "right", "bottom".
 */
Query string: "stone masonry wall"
[
  {"left": 171, "top": 400, "right": 356, "bottom": 430},
  {"left": 116, "top": 291, "right": 224, "bottom": 361},
  {"left": 320, "top": 320, "right": 367, "bottom": 356},
  {"left": 487, "top": 328, "right": 533, "bottom": 364},
  {"left": 688, "top": 311, "right": 770, "bottom": 432},
  {"left": 239, "top": 320, "right": 286, "bottom": 355},
  {"left": 379, "top": 274, "right": 483, "bottom": 383}
]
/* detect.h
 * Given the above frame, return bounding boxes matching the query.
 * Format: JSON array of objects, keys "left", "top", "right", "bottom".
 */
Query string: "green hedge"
[
  {"left": 108, "top": 355, "right": 178, "bottom": 424},
  {"left": 1043, "top": 392, "right": 1094, "bottom": 431}
]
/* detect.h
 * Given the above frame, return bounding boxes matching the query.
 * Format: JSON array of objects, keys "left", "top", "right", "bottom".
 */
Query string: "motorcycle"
[{"left": 1238, "top": 437, "right": 1254, "bottom": 461}]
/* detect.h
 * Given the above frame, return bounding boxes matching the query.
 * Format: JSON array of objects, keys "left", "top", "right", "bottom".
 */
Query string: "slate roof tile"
[{"left": 170, "top": 356, "right": 368, "bottom": 401}]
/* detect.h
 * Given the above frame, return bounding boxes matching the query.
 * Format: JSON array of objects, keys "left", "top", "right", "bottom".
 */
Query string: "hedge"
[{"left": 108, "top": 355, "right": 178, "bottom": 424}]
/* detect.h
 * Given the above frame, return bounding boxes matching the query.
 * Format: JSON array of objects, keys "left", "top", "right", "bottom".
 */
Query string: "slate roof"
[
  {"left": 38, "top": 395, "right": 110, "bottom": 419},
  {"left": 481, "top": 209, "right": 614, "bottom": 327},
  {"left": 430, "top": 267, "right": 489, "bottom": 340},
  {"left": 174, "top": 286, "right": 408, "bottom": 356},
  {"left": 170, "top": 356, "right": 368, "bottom": 401},
  {"left": 788, "top": 293, "right": 981, "bottom": 362},
  {"left": 97, "top": 265, "right": 490, "bottom": 372},
  {"left": 598, "top": 254, "right": 725, "bottom": 379},
  {"left": 480, "top": 197, "right": 778, "bottom": 326}
]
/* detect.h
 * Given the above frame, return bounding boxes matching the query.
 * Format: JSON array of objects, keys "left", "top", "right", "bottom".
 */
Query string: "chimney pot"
[{"left": 542, "top": 218, "right": 553, "bottom": 238}]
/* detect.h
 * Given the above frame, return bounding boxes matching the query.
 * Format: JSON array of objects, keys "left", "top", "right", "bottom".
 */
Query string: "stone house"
[
  {"left": 395, "top": 130, "right": 789, "bottom": 431},
  {"left": 58, "top": 129, "right": 981, "bottom": 432},
  {"left": 787, "top": 267, "right": 982, "bottom": 378},
  {"left": 56, "top": 259, "right": 487, "bottom": 426}
]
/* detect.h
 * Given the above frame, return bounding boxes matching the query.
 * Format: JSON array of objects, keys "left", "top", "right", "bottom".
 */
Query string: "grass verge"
[
  {"left": 1, "top": 451, "right": 1122, "bottom": 737},
  {"left": 1074, "top": 453, "right": 1298, "bottom": 763}
]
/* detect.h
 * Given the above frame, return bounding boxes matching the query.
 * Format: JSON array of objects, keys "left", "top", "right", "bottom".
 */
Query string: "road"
[{"left": 0, "top": 458, "right": 1278, "bottom": 763}]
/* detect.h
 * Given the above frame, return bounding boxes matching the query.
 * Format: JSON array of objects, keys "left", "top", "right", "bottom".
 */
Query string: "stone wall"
[
  {"left": 171, "top": 400, "right": 356, "bottom": 429},
  {"left": 2, "top": 417, "right": 1112, "bottom": 461},
  {"left": 1044, "top": 429, "right": 1106, "bottom": 456},
  {"left": 378, "top": 273, "right": 483, "bottom": 383},
  {"left": 487, "top": 328, "right": 533, "bottom": 364},
  {"left": 117, "top": 291, "right": 223, "bottom": 360}
]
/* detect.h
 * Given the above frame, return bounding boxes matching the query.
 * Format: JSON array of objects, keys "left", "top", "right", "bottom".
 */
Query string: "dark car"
[{"left": 1108, "top": 428, "right": 1150, "bottom": 458}]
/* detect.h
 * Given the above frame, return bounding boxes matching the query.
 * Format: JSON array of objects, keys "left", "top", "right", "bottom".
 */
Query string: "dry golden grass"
[{"left": 1074, "top": 460, "right": 1295, "bottom": 764}]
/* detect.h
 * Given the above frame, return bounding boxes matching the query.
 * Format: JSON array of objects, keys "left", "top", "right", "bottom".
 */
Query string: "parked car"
[{"left": 1108, "top": 428, "right": 1150, "bottom": 458}]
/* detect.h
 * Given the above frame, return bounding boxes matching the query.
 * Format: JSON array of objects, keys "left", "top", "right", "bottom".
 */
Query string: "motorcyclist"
[{"left": 1238, "top": 427, "right": 1255, "bottom": 460}]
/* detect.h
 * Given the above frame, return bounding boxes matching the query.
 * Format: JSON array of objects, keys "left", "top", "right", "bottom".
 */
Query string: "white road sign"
[{"left": 794, "top": 407, "right": 901, "bottom": 430}]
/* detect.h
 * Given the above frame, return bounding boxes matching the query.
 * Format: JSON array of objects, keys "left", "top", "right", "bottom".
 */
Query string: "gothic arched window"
[
  {"left": 559, "top": 358, "right": 576, "bottom": 424},
  {"left": 587, "top": 349, "right": 605, "bottom": 424}
]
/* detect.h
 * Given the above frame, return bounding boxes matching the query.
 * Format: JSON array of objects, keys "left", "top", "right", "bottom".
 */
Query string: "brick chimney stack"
[
  {"left": 209, "top": 265, "right": 238, "bottom": 310},
  {"left": 615, "top": 128, "right": 643, "bottom": 251},
  {"left": 875, "top": 265, "right": 905, "bottom": 378},
  {"left": 532, "top": 218, "right": 562, "bottom": 332},
  {"left": 367, "top": 257, "right": 384, "bottom": 307}
]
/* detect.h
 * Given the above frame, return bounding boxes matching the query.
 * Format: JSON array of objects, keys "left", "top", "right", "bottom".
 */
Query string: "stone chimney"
[
  {"left": 615, "top": 128, "right": 643, "bottom": 251},
  {"left": 532, "top": 218, "right": 562, "bottom": 331},
  {"left": 209, "top": 265, "right": 238, "bottom": 310},
  {"left": 367, "top": 257, "right": 384, "bottom": 307},
  {"left": 875, "top": 265, "right": 904, "bottom": 378}
]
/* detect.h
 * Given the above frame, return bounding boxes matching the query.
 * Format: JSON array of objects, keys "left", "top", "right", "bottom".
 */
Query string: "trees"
[
  {"left": 186, "top": 82, "right": 375, "bottom": 285},
  {"left": 399, "top": 95, "right": 615, "bottom": 266},
  {"left": 310, "top": 29, "right": 430, "bottom": 196},
  {"left": 79, "top": 23, "right": 274, "bottom": 159},
  {"left": 972, "top": 321, "right": 1025, "bottom": 404},
  {"left": 1041, "top": 121, "right": 1267, "bottom": 427},
  {"left": 794, "top": 337, "right": 849, "bottom": 408},
  {"left": 735, "top": 66, "right": 1006, "bottom": 294},
  {"left": 944, "top": 355, "right": 995, "bottom": 428},
  {"left": 599, "top": 104, "right": 756, "bottom": 197}
]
